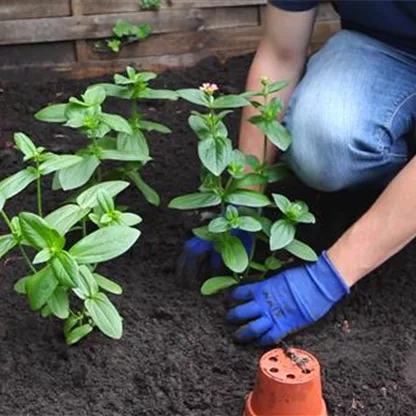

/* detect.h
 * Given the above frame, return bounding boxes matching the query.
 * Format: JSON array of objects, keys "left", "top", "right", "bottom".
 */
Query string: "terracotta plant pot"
[{"left": 244, "top": 348, "right": 327, "bottom": 416}]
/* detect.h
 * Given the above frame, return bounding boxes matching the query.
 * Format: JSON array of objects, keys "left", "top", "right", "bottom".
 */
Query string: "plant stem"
[
  {"left": 1, "top": 210, "right": 12, "bottom": 229},
  {"left": 19, "top": 245, "right": 37, "bottom": 274},
  {"left": 82, "top": 218, "right": 87, "bottom": 237}
]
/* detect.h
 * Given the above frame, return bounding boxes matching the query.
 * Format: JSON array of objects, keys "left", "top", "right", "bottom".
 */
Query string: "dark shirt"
[{"left": 270, "top": 1, "right": 416, "bottom": 55}]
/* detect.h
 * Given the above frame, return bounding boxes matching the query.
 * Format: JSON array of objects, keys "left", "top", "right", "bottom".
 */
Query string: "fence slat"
[
  {"left": 81, "top": 0, "right": 267, "bottom": 15},
  {"left": 0, "top": 0, "right": 70, "bottom": 20},
  {"left": 0, "top": 7, "right": 259, "bottom": 45}
]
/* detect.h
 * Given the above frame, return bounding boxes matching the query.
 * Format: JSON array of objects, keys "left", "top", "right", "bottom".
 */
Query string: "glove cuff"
[{"left": 315, "top": 251, "right": 350, "bottom": 299}]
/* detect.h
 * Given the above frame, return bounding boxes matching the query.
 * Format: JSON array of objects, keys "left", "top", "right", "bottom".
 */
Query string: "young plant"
[
  {"left": 35, "top": 67, "right": 176, "bottom": 206},
  {"left": 169, "top": 80, "right": 318, "bottom": 295},
  {"left": 1, "top": 133, "right": 141, "bottom": 344},
  {"left": 106, "top": 20, "right": 151, "bottom": 53},
  {"left": 140, "top": 0, "right": 163, "bottom": 10}
]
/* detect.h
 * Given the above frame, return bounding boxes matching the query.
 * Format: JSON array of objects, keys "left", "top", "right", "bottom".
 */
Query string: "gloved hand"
[
  {"left": 226, "top": 251, "right": 350, "bottom": 346},
  {"left": 176, "top": 229, "right": 253, "bottom": 282}
]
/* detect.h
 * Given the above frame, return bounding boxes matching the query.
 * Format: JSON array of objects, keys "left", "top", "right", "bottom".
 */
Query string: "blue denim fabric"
[{"left": 283, "top": 30, "right": 416, "bottom": 192}]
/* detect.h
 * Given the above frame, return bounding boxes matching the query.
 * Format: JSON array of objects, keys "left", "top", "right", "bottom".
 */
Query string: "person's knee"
[{"left": 284, "top": 88, "right": 366, "bottom": 192}]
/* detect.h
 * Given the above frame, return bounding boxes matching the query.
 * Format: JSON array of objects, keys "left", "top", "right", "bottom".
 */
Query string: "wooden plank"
[
  {"left": 0, "top": 0, "right": 70, "bottom": 21},
  {"left": 0, "top": 7, "right": 259, "bottom": 45},
  {"left": 70, "top": 0, "right": 89, "bottom": 62},
  {"left": 0, "top": 42, "right": 75, "bottom": 66},
  {"left": 0, "top": 19, "right": 340, "bottom": 82},
  {"left": 82, "top": 0, "right": 267, "bottom": 15}
]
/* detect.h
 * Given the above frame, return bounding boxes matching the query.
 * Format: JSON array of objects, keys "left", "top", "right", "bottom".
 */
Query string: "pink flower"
[{"left": 199, "top": 82, "right": 219, "bottom": 96}]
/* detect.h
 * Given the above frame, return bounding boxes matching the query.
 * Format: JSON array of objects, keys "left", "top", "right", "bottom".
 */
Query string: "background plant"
[
  {"left": 169, "top": 79, "right": 318, "bottom": 295},
  {"left": 35, "top": 66, "right": 176, "bottom": 206},
  {"left": 98, "top": 20, "right": 151, "bottom": 53},
  {"left": 0, "top": 133, "right": 141, "bottom": 344},
  {"left": 140, "top": 0, "right": 163, "bottom": 10}
]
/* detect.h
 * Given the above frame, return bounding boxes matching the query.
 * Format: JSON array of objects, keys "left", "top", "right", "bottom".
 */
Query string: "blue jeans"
[{"left": 283, "top": 30, "right": 416, "bottom": 192}]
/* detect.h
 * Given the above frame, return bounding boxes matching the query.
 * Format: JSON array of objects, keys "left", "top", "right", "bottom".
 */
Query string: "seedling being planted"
[
  {"left": 169, "top": 78, "right": 318, "bottom": 295},
  {"left": 35, "top": 67, "right": 177, "bottom": 206},
  {"left": 1, "top": 133, "right": 141, "bottom": 344}
]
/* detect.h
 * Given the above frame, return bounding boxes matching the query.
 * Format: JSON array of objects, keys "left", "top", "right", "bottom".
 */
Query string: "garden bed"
[{"left": 0, "top": 54, "right": 415, "bottom": 416}]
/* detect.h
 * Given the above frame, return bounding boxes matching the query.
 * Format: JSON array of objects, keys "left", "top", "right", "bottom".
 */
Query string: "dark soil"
[{"left": 0, "top": 54, "right": 415, "bottom": 416}]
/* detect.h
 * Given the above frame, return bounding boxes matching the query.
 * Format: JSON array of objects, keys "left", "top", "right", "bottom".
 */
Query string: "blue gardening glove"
[
  {"left": 176, "top": 229, "right": 254, "bottom": 281},
  {"left": 226, "top": 251, "right": 350, "bottom": 346}
]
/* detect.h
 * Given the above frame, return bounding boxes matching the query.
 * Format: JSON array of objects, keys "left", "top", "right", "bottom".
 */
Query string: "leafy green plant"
[
  {"left": 35, "top": 67, "right": 176, "bottom": 205},
  {"left": 169, "top": 79, "right": 318, "bottom": 295},
  {"left": 105, "top": 20, "right": 151, "bottom": 53},
  {"left": 1, "top": 132, "right": 141, "bottom": 344},
  {"left": 140, "top": 0, "right": 163, "bottom": 10}
]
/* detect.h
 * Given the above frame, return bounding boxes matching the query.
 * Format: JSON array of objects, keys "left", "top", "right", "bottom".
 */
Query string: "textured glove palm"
[{"left": 227, "top": 251, "right": 350, "bottom": 346}]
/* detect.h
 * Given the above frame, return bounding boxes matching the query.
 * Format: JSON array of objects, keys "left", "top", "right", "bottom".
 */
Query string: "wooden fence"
[{"left": 0, "top": 0, "right": 340, "bottom": 80}]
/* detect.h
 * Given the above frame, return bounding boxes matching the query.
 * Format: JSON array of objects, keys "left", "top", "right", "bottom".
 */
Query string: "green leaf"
[
  {"left": 26, "top": 266, "right": 58, "bottom": 311},
  {"left": 238, "top": 216, "right": 262, "bottom": 232},
  {"left": 64, "top": 315, "right": 80, "bottom": 336},
  {"left": 117, "top": 131, "right": 150, "bottom": 161},
  {"left": 272, "top": 194, "right": 291, "bottom": 214},
  {"left": 192, "top": 226, "right": 215, "bottom": 241},
  {"left": 264, "top": 163, "right": 291, "bottom": 183},
  {"left": 249, "top": 261, "right": 267, "bottom": 272},
  {"left": 297, "top": 212, "right": 316, "bottom": 224},
  {"left": 14, "top": 132, "right": 37, "bottom": 160},
  {"left": 58, "top": 155, "right": 100, "bottom": 191},
  {"left": 69, "top": 226, "right": 140, "bottom": 264},
  {"left": 261, "top": 120, "right": 292, "bottom": 152},
  {"left": 39, "top": 155, "right": 83, "bottom": 175},
  {"left": 270, "top": 219, "right": 296, "bottom": 251},
  {"left": 233, "top": 173, "right": 266, "bottom": 188},
  {"left": 208, "top": 217, "right": 230, "bottom": 233},
  {"left": 19, "top": 212, "right": 60, "bottom": 250},
  {"left": 100, "top": 113, "right": 133, "bottom": 135},
  {"left": 246, "top": 155, "right": 261, "bottom": 170},
  {"left": 0, "top": 234, "right": 17, "bottom": 259},
  {"left": 265, "top": 256, "right": 282, "bottom": 270},
  {"left": 177, "top": 89, "right": 210, "bottom": 107},
  {"left": 97, "top": 190, "right": 115, "bottom": 213},
  {"left": 45, "top": 205, "right": 89, "bottom": 236},
  {"left": 85, "top": 292, "right": 122, "bottom": 339},
  {"left": 0, "top": 168, "right": 38, "bottom": 199},
  {"left": 212, "top": 95, "right": 250, "bottom": 109},
  {"left": 48, "top": 287, "right": 70, "bottom": 319},
  {"left": 198, "top": 137, "right": 232, "bottom": 176},
  {"left": 107, "top": 38, "right": 121, "bottom": 53},
  {"left": 268, "top": 80, "right": 290, "bottom": 94},
  {"left": 188, "top": 115, "right": 210, "bottom": 140},
  {"left": 40, "top": 304, "right": 52, "bottom": 317},
  {"left": 101, "top": 149, "right": 146, "bottom": 162},
  {"left": 219, "top": 235, "right": 249, "bottom": 273},
  {"left": 0, "top": 193, "right": 4, "bottom": 211},
  {"left": 169, "top": 192, "right": 221, "bottom": 210},
  {"left": 14, "top": 276, "right": 29, "bottom": 294},
  {"left": 51, "top": 251, "right": 78, "bottom": 287},
  {"left": 201, "top": 276, "right": 238, "bottom": 296},
  {"left": 94, "top": 273, "right": 123, "bottom": 295},
  {"left": 76, "top": 181, "right": 129, "bottom": 209},
  {"left": 66, "top": 324, "right": 94, "bottom": 345},
  {"left": 35, "top": 103, "right": 68, "bottom": 123},
  {"left": 119, "top": 213, "right": 142, "bottom": 226},
  {"left": 74, "top": 265, "right": 99, "bottom": 298},
  {"left": 285, "top": 239, "right": 318, "bottom": 262},
  {"left": 126, "top": 171, "right": 160, "bottom": 206},
  {"left": 225, "top": 190, "right": 270, "bottom": 208},
  {"left": 33, "top": 248, "right": 52, "bottom": 264},
  {"left": 83, "top": 86, "right": 106, "bottom": 105},
  {"left": 138, "top": 120, "right": 172, "bottom": 134},
  {"left": 92, "top": 83, "right": 131, "bottom": 99},
  {"left": 137, "top": 89, "right": 177, "bottom": 101},
  {"left": 113, "top": 19, "right": 135, "bottom": 37}
]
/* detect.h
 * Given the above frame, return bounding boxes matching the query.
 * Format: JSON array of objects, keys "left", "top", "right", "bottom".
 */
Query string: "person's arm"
[
  {"left": 239, "top": 4, "right": 318, "bottom": 165},
  {"left": 328, "top": 156, "right": 416, "bottom": 286}
]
